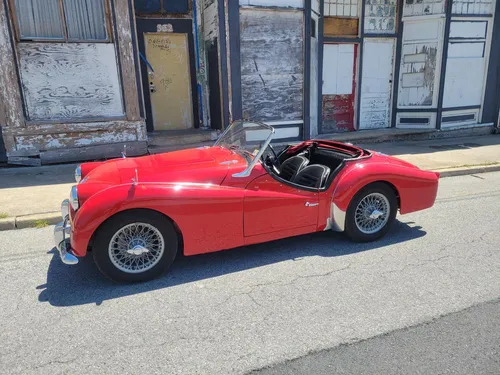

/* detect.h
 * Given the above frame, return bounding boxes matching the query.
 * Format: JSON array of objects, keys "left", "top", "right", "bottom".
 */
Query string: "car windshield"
[{"left": 214, "top": 120, "right": 274, "bottom": 161}]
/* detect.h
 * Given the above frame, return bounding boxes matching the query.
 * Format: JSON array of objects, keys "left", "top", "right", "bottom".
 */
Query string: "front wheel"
[
  {"left": 344, "top": 182, "right": 398, "bottom": 242},
  {"left": 92, "top": 210, "right": 178, "bottom": 282}
]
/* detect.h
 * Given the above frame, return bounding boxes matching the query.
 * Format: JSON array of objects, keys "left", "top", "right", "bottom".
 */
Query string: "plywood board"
[
  {"left": 18, "top": 43, "right": 124, "bottom": 121},
  {"left": 240, "top": 8, "right": 304, "bottom": 122},
  {"left": 323, "top": 17, "right": 358, "bottom": 37},
  {"left": 360, "top": 39, "right": 395, "bottom": 129}
]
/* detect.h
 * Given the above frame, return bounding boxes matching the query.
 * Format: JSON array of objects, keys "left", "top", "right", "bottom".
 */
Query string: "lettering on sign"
[
  {"left": 148, "top": 37, "right": 171, "bottom": 52},
  {"left": 157, "top": 24, "right": 173, "bottom": 32}
]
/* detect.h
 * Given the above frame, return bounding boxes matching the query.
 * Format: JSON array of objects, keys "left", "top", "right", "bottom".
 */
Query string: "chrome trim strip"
[
  {"left": 53, "top": 216, "right": 79, "bottom": 265},
  {"left": 331, "top": 202, "right": 346, "bottom": 232},
  {"left": 61, "top": 199, "right": 69, "bottom": 219}
]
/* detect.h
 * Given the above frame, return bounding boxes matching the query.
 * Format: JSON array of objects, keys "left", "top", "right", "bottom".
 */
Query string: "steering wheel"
[{"left": 263, "top": 143, "right": 281, "bottom": 173}]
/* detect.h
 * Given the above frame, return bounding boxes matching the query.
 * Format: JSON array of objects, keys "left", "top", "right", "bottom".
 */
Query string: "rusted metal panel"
[
  {"left": 18, "top": 43, "right": 124, "bottom": 121},
  {"left": 452, "top": 0, "right": 494, "bottom": 15},
  {"left": 360, "top": 39, "right": 395, "bottom": 129},
  {"left": 115, "top": 0, "right": 142, "bottom": 121},
  {"left": 239, "top": 8, "right": 304, "bottom": 122},
  {"left": 323, "top": 17, "right": 359, "bottom": 37},
  {"left": 364, "top": 0, "right": 397, "bottom": 34},
  {"left": 403, "top": 0, "right": 445, "bottom": 17},
  {"left": 0, "top": 1, "right": 24, "bottom": 131},
  {"left": 321, "top": 44, "right": 357, "bottom": 132}
]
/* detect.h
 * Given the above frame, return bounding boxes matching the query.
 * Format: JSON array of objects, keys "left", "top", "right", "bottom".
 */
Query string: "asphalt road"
[
  {"left": 0, "top": 171, "right": 499, "bottom": 375},
  {"left": 251, "top": 299, "right": 500, "bottom": 375}
]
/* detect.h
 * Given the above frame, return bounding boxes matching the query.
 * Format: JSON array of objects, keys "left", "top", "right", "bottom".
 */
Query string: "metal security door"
[{"left": 144, "top": 32, "right": 193, "bottom": 130}]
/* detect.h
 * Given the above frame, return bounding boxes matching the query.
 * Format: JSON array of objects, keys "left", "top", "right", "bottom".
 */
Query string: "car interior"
[{"left": 263, "top": 142, "right": 354, "bottom": 190}]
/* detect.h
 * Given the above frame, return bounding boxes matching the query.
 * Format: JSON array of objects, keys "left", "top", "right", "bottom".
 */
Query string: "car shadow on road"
[{"left": 37, "top": 220, "right": 426, "bottom": 307}]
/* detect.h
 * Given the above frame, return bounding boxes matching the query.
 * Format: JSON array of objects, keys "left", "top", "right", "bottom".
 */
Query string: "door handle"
[{"left": 305, "top": 202, "right": 318, "bottom": 207}]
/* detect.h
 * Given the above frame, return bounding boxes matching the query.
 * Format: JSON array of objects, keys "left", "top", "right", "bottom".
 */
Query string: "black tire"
[
  {"left": 92, "top": 209, "right": 178, "bottom": 282},
  {"left": 344, "top": 182, "right": 398, "bottom": 243}
]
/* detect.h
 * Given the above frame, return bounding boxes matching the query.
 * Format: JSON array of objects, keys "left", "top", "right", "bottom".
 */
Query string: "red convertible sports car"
[{"left": 54, "top": 120, "right": 440, "bottom": 282}]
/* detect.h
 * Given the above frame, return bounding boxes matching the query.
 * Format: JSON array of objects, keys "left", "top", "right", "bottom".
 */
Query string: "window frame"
[{"left": 8, "top": 0, "right": 114, "bottom": 43}]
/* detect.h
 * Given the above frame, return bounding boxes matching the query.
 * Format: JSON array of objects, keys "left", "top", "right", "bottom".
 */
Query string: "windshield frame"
[{"left": 213, "top": 120, "right": 275, "bottom": 178}]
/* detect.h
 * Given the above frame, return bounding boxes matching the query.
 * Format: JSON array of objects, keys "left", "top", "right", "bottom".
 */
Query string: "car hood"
[{"left": 81, "top": 146, "right": 238, "bottom": 187}]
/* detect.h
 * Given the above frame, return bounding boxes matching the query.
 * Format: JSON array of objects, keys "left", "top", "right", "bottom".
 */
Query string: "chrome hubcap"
[
  {"left": 355, "top": 193, "right": 390, "bottom": 234},
  {"left": 108, "top": 223, "right": 164, "bottom": 274}
]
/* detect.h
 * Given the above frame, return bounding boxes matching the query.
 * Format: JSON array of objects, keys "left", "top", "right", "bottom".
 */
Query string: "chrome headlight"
[
  {"left": 70, "top": 185, "right": 79, "bottom": 211},
  {"left": 75, "top": 165, "right": 82, "bottom": 183}
]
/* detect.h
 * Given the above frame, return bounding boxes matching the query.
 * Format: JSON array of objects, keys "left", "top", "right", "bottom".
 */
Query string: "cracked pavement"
[{"left": 0, "top": 171, "right": 500, "bottom": 374}]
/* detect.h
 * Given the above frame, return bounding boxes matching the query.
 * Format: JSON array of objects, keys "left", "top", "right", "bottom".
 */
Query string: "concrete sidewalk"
[{"left": 1, "top": 134, "right": 499, "bottom": 230}]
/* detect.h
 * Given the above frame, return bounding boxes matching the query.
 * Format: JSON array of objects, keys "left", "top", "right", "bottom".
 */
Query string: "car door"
[{"left": 243, "top": 174, "right": 319, "bottom": 237}]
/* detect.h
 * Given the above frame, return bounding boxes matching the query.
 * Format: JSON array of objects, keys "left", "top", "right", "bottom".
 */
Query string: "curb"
[
  {"left": 434, "top": 164, "right": 500, "bottom": 178},
  {"left": 0, "top": 164, "right": 499, "bottom": 232},
  {"left": 0, "top": 212, "right": 60, "bottom": 231}
]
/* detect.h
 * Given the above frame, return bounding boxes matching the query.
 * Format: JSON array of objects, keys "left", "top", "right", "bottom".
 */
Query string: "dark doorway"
[
  {"left": 207, "top": 39, "right": 223, "bottom": 130},
  {"left": 0, "top": 127, "right": 7, "bottom": 163}
]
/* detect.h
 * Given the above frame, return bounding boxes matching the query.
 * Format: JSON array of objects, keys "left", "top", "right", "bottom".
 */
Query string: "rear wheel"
[
  {"left": 92, "top": 210, "right": 178, "bottom": 282},
  {"left": 344, "top": 182, "right": 398, "bottom": 242}
]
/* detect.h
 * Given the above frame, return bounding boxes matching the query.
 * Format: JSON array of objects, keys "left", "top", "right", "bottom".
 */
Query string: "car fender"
[
  {"left": 328, "top": 161, "right": 439, "bottom": 231},
  {"left": 70, "top": 182, "right": 245, "bottom": 257}
]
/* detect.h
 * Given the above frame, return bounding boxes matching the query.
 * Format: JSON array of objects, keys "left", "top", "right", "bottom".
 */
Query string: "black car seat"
[
  {"left": 292, "top": 164, "right": 331, "bottom": 188},
  {"left": 278, "top": 155, "right": 309, "bottom": 181}
]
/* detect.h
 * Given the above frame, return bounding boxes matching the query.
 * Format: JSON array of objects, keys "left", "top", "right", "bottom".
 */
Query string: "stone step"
[{"left": 147, "top": 129, "right": 218, "bottom": 147}]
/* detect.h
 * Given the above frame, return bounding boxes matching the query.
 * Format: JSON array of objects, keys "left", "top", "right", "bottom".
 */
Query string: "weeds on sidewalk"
[
  {"left": 33, "top": 219, "right": 49, "bottom": 229},
  {"left": 0, "top": 213, "right": 8, "bottom": 219}
]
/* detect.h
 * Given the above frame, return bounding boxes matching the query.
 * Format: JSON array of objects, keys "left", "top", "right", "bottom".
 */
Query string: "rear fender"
[
  {"left": 328, "top": 162, "right": 439, "bottom": 231},
  {"left": 71, "top": 182, "right": 245, "bottom": 257}
]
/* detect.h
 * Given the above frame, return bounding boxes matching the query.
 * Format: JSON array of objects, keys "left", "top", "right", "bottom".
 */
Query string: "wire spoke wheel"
[
  {"left": 354, "top": 192, "right": 390, "bottom": 235},
  {"left": 108, "top": 223, "right": 165, "bottom": 274}
]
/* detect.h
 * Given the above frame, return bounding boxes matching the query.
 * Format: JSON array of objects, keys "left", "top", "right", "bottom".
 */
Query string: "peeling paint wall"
[
  {"left": 397, "top": 18, "right": 444, "bottom": 108},
  {"left": 18, "top": 43, "right": 124, "bottom": 121},
  {"left": 239, "top": 8, "right": 304, "bottom": 122},
  {"left": 0, "top": 0, "right": 146, "bottom": 165}
]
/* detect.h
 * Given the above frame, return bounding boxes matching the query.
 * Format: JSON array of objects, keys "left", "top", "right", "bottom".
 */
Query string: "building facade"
[{"left": 1, "top": 0, "right": 500, "bottom": 165}]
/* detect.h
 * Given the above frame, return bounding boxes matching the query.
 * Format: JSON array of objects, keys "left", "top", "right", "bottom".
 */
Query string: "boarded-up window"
[
  {"left": 134, "top": 0, "right": 189, "bottom": 14},
  {"left": 323, "top": 1, "right": 359, "bottom": 37},
  {"left": 451, "top": 0, "right": 494, "bottom": 15},
  {"left": 364, "top": 0, "right": 397, "bottom": 34},
  {"left": 240, "top": 9, "right": 304, "bottom": 122},
  {"left": 14, "top": 0, "right": 108, "bottom": 41},
  {"left": 403, "top": 0, "right": 445, "bottom": 17},
  {"left": 324, "top": 0, "right": 358, "bottom": 17}
]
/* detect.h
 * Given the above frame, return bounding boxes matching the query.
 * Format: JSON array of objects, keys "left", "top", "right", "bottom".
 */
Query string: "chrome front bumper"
[{"left": 53, "top": 199, "right": 79, "bottom": 265}]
